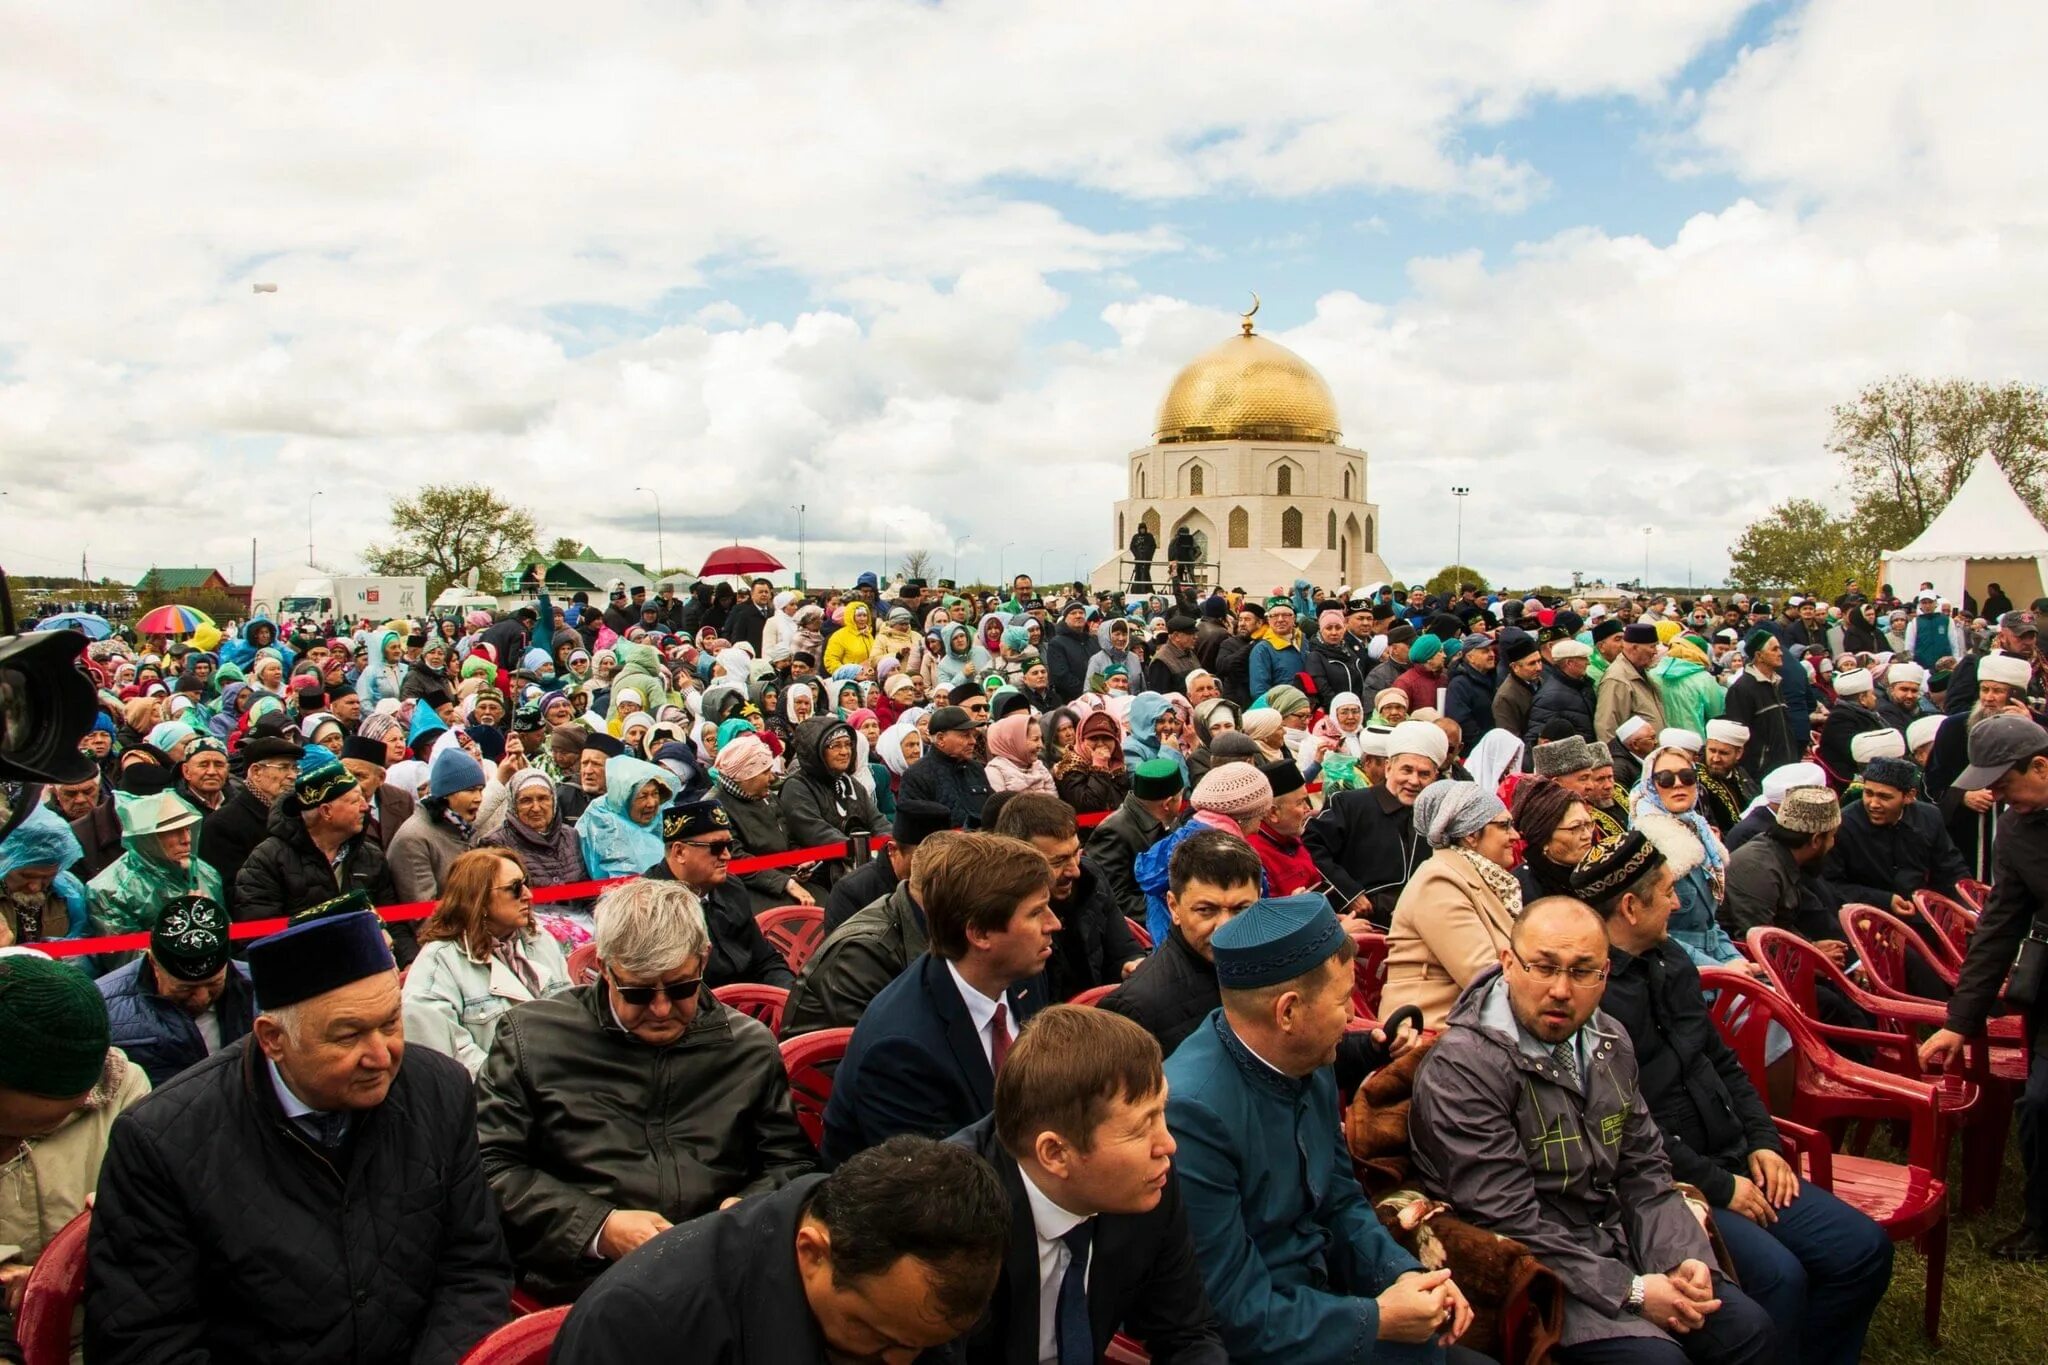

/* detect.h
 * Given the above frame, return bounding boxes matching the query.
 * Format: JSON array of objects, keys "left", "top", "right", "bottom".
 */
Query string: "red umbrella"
[{"left": 697, "top": 544, "right": 786, "bottom": 577}]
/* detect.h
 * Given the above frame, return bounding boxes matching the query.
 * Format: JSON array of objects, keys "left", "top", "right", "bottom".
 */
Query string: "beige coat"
[
  {"left": 1, "top": 1048, "right": 150, "bottom": 1361},
  {"left": 1593, "top": 653, "right": 1667, "bottom": 742},
  {"left": 1380, "top": 848, "right": 1519, "bottom": 1030}
]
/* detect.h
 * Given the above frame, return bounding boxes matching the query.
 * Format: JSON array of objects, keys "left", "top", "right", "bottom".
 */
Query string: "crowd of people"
[{"left": 2, "top": 564, "right": 2045, "bottom": 1365}]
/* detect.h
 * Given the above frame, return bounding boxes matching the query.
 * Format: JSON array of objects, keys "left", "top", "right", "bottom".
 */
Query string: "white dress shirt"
[
  {"left": 1019, "top": 1166, "right": 1093, "bottom": 1365},
  {"left": 946, "top": 960, "right": 1013, "bottom": 1068}
]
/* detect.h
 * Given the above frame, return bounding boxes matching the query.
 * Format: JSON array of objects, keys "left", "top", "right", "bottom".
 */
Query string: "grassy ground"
[{"left": 1861, "top": 1134, "right": 2045, "bottom": 1363}]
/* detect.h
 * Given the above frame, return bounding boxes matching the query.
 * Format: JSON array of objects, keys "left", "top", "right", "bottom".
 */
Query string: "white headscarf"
[{"left": 1467, "top": 730, "right": 1525, "bottom": 797}]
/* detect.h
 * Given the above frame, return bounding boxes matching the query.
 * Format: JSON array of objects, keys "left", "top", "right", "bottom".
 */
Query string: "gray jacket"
[
  {"left": 779, "top": 880, "right": 927, "bottom": 1038},
  {"left": 1408, "top": 968, "right": 1713, "bottom": 1347}
]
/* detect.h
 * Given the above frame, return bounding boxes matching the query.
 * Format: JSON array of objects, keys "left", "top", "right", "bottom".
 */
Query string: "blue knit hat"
[
  {"left": 1211, "top": 893, "right": 1346, "bottom": 989},
  {"left": 428, "top": 746, "right": 486, "bottom": 800}
]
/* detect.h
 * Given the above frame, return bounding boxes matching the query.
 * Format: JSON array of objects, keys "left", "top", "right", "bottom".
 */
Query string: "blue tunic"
[{"left": 1164, "top": 1009, "right": 1440, "bottom": 1364}]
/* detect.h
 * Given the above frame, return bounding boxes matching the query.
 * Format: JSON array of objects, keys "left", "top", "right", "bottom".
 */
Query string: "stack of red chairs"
[
  {"left": 757, "top": 905, "right": 827, "bottom": 974},
  {"left": 712, "top": 982, "right": 790, "bottom": 1033}
]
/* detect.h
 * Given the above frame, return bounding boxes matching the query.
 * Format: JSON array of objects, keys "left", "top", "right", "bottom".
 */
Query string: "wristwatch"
[{"left": 1625, "top": 1276, "right": 1647, "bottom": 1314}]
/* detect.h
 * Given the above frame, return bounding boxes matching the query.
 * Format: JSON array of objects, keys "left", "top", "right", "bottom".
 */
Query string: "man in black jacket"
[
  {"left": 194, "top": 734, "right": 303, "bottom": 910},
  {"left": 1086, "top": 760, "right": 1183, "bottom": 929},
  {"left": 85, "top": 907, "right": 512, "bottom": 1364},
  {"left": 477, "top": 877, "right": 814, "bottom": 1302},
  {"left": 1047, "top": 602, "right": 1096, "bottom": 703},
  {"left": 1725, "top": 632, "right": 1799, "bottom": 780},
  {"left": 994, "top": 795, "right": 1143, "bottom": 1001},
  {"left": 1442, "top": 635, "right": 1498, "bottom": 745},
  {"left": 1579, "top": 836, "right": 1893, "bottom": 1363},
  {"left": 724, "top": 577, "right": 777, "bottom": 654},
  {"left": 945, "top": 1005, "right": 1227, "bottom": 1364},
  {"left": 233, "top": 758, "right": 403, "bottom": 952},
  {"left": 897, "top": 706, "right": 995, "bottom": 828},
  {"left": 1921, "top": 716, "right": 2048, "bottom": 1261},
  {"left": 1304, "top": 720, "right": 1443, "bottom": 927},
  {"left": 1101, "top": 830, "right": 1262, "bottom": 1055},
  {"left": 643, "top": 798, "right": 794, "bottom": 989},
  {"left": 551, "top": 1136, "right": 1008, "bottom": 1365},
  {"left": 1521, "top": 640, "right": 1597, "bottom": 747}
]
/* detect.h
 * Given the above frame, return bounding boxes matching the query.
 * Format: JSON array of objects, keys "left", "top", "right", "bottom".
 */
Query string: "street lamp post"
[
  {"left": 634, "top": 486, "right": 665, "bottom": 578},
  {"left": 1450, "top": 486, "right": 1470, "bottom": 583},
  {"left": 789, "top": 504, "right": 807, "bottom": 588},
  {"left": 1642, "top": 526, "right": 1653, "bottom": 590},
  {"left": 882, "top": 523, "right": 890, "bottom": 585},
  {"left": 307, "top": 490, "right": 323, "bottom": 566}
]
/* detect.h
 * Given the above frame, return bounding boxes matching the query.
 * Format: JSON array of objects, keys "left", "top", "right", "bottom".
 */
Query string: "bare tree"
[{"left": 899, "top": 549, "right": 936, "bottom": 581}]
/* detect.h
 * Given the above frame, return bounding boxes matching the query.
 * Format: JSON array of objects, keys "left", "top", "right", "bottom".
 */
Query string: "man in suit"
[
  {"left": 339, "top": 733, "right": 413, "bottom": 852},
  {"left": 552, "top": 1135, "right": 1010, "bottom": 1364},
  {"left": 821, "top": 832, "right": 1058, "bottom": 1167},
  {"left": 946, "top": 1005, "right": 1226, "bottom": 1364}
]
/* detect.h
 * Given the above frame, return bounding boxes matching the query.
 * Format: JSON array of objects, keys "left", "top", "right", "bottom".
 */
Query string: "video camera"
[{"left": 0, "top": 569, "right": 102, "bottom": 840}]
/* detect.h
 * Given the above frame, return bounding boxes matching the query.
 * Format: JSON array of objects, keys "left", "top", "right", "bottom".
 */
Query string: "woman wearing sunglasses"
[
  {"left": 402, "top": 847, "right": 574, "bottom": 1075},
  {"left": 1627, "top": 739, "right": 1744, "bottom": 969}
]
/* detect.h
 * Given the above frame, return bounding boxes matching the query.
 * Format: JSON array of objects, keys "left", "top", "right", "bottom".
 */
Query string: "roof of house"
[{"left": 135, "top": 567, "right": 229, "bottom": 591}]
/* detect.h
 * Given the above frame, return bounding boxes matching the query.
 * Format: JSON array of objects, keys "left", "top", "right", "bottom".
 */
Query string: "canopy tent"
[{"left": 1882, "top": 456, "right": 2048, "bottom": 611}]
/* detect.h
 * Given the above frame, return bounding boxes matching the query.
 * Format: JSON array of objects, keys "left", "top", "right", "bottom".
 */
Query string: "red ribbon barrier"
[{"left": 38, "top": 807, "right": 1113, "bottom": 960}]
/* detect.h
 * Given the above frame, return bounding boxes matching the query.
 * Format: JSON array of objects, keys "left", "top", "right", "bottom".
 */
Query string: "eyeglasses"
[
  {"left": 1653, "top": 769, "right": 1699, "bottom": 789},
  {"left": 682, "top": 838, "right": 735, "bottom": 858},
  {"left": 495, "top": 877, "right": 530, "bottom": 899},
  {"left": 605, "top": 967, "right": 702, "bottom": 1005},
  {"left": 1508, "top": 945, "right": 1609, "bottom": 988}
]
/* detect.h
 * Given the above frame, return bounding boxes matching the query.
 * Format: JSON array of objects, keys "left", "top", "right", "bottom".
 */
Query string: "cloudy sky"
[{"left": 3, "top": 0, "right": 2045, "bottom": 592}]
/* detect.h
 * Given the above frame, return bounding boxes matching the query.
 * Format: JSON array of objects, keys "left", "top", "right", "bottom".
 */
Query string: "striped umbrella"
[{"left": 135, "top": 604, "right": 215, "bottom": 636}]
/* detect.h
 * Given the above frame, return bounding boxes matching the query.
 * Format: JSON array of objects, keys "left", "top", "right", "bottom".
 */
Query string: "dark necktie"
[
  {"left": 1056, "top": 1222, "right": 1094, "bottom": 1365},
  {"left": 299, "top": 1110, "right": 349, "bottom": 1151},
  {"left": 989, "top": 1001, "right": 1011, "bottom": 1073},
  {"left": 1551, "top": 1040, "right": 1580, "bottom": 1091}
]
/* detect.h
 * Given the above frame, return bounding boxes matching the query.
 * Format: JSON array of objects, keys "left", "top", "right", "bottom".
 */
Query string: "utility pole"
[
  {"left": 1642, "top": 525, "right": 1653, "bottom": 591},
  {"left": 790, "top": 504, "right": 807, "bottom": 588},
  {"left": 634, "top": 486, "right": 665, "bottom": 578},
  {"left": 307, "top": 490, "right": 323, "bottom": 566},
  {"left": 1450, "top": 486, "right": 1470, "bottom": 582}
]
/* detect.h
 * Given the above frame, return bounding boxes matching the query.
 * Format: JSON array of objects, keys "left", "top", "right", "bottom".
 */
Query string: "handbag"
[{"left": 2007, "top": 918, "right": 2048, "bottom": 1010}]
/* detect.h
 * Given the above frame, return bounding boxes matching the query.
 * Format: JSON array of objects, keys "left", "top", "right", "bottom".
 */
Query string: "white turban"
[
  {"left": 1385, "top": 720, "right": 1449, "bottom": 767},
  {"left": 1833, "top": 667, "right": 1874, "bottom": 697},
  {"left": 1907, "top": 715, "right": 1945, "bottom": 753},
  {"left": 1616, "top": 716, "right": 1651, "bottom": 743},
  {"left": 1851, "top": 728, "right": 1907, "bottom": 763},
  {"left": 1657, "top": 727, "right": 1703, "bottom": 753},
  {"left": 1747, "top": 761, "right": 1828, "bottom": 816},
  {"left": 1359, "top": 724, "right": 1394, "bottom": 758},
  {"left": 1981, "top": 653, "right": 2032, "bottom": 688},
  {"left": 1886, "top": 662, "right": 1926, "bottom": 687},
  {"left": 1705, "top": 719, "right": 1751, "bottom": 746}
]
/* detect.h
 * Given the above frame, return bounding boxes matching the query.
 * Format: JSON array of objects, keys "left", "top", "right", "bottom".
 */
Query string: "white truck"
[{"left": 250, "top": 571, "right": 429, "bottom": 625}]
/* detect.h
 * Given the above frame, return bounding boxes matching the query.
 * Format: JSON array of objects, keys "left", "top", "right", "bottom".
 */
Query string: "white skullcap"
[
  {"left": 1851, "top": 728, "right": 1907, "bottom": 763},
  {"left": 1981, "top": 653, "right": 2032, "bottom": 688},
  {"left": 1588, "top": 605, "right": 1610, "bottom": 622},
  {"left": 1787, "top": 596, "right": 1805, "bottom": 607},
  {"left": 1907, "top": 715, "right": 1945, "bottom": 753},
  {"left": 1359, "top": 724, "right": 1394, "bottom": 758},
  {"left": 1834, "top": 667, "right": 1874, "bottom": 697},
  {"left": 1761, "top": 762, "right": 1828, "bottom": 805},
  {"left": 1385, "top": 720, "right": 1449, "bottom": 767},
  {"left": 1886, "top": 662, "right": 1926, "bottom": 687},
  {"left": 1616, "top": 716, "right": 1651, "bottom": 742},
  {"left": 1916, "top": 588, "right": 1939, "bottom": 601},
  {"left": 1706, "top": 719, "right": 1751, "bottom": 746},
  {"left": 1550, "top": 640, "right": 1592, "bottom": 661},
  {"left": 1657, "top": 727, "right": 1703, "bottom": 753}
]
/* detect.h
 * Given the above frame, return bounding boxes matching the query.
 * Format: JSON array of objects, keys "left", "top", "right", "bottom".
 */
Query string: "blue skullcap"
[
  {"left": 1211, "top": 892, "right": 1346, "bottom": 989},
  {"left": 246, "top": 910, "right": 395, "bottom": 1011}
]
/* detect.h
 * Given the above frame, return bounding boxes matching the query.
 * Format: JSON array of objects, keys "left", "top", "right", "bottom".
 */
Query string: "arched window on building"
[
  {"left": 1363, "top": 514, "right": 1376, "bottom": 552},
  {"left": 1276, "top": 464, "right": 1293, "bottom": 496},
  {"left": 1228, "top": 506, "right": 1249, "bottom": 548},
  {"left": 1141, "top": 507, "right": 1160, "bottom": 540},
  {"left": 1343, "top": 467, "right": 1353, "bottom": 499},
  {"left": 1281, "top": 506, "right": 1302, "bottom": 548},
  {"left": 1188, "top": 464, "right": 1204, "bottom": 496},
  {"left": 1327, "top": 509, "right": 1337, "bottom": 549},
  {"left": 1117, "top": 513, "right": 1124, "bottom": 547},
  {"left": 1138, "top": 469, "right": 1145, "bottom": 498}
]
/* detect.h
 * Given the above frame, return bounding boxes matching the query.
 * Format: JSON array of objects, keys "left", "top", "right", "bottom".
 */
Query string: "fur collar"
[{"left": 1629, "top": 807, "right": 1713, "bottom": 878}]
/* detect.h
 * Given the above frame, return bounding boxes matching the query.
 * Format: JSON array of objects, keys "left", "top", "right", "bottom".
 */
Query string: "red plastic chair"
[
  {"left": 1912, "top": 889, "right": 1978, "bottom": 966},
  {"left": 713, "top": 982, "right": 789, "bottom": 1033},
  {"left": 1955, "top": 877, "right": 1991, "bottom": 912},
  {"left": 757, "top": 905, "right": 827, "bottom": 974},
  {"left": 780, "top": 1026, "right": 854, "bottom": 1148},
  {"left": 16, "top": 1209, "right": 90, "bottom": 1365},
  {"left": 1105, "top": 1334, "right": 1151, "bottom": 1363},
  {"left": 1067, "top": 983, "right": 1120, "bottom": 1007},
  {"left": 565, "top": 942, "right": 600, "bottom": 986},
  {"left": 1124, "top": 916, "right": 1153, "bottom": 950},
  {"left": 1700, "top": 968, "right": 1950, "bottom": 1342},
  {"left": 1349, "top": 932, "right": 1389, "bottom": 1022},
  {"left": 459, "top": 1305, "right": 571, "bottom": 1364}
]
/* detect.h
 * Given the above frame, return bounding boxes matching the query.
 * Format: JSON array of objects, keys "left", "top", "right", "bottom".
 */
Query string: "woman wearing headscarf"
[
  {"left": 1832, "top": 601, "right": 1883, "bottom": 657},
  {"left": 1120, "top": 691, "right": 1188, "bottom": 782},
  {"left": 1509, "top": 777, "right": 1596, "bottom": 901},
  {"left": 1628, "top": 739, "right": 1741, "bottom": 968},
  {"left": 479, "top": 768, "right": 592, "bottom": 931},
  {"left": 1380, "top": 781, "right": 1523, "bottom": 1030},
  {"left": 0, "top": 803, "right": 92, "bottom": 944},
  {"left": 1370, "top": 687, "right": 1410, "bottom": 727},
  {"left": 402, "top": 846, "right": 574, "bottom": 1074},
  {"left": 712, "top": 732, "right": 819, "bottom": 912},
  {"left": 775, "top": 715, "right": 887, "bottom": 891},
  {"left": 358, "top": 629, "right": 410, "bottom": 708},
  {"left": 875, "top": 721, "right": 924, "bottom": 812},
  {"left": 933, "top": 620, "right": 992, "bottom": 692},
  {"left": 823, "top": 602, "right": 876, "bottom": 675},
  {"left": 1465, "top": 728, "right": 1526, "bottom": 802},
  {"left": 575, "top": 753, "right": 680, "bottom": 879},
  {"left": 983, "top": 712, "right": 1057, "bottom": 795},
  {"left": 1184, "top": 697, "right": 1243, "bottom": 787},
  {"left": 1055, "top": 710, "right": 1128, "bottom": 813},
  {"left": 1235, "top": 707, "right": 1287, "bottom": 766}
]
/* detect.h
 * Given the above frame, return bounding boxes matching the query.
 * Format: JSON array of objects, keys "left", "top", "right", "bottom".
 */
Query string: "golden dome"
[{"left": 1154, "top": 322, "right": 1341, "bottom": 445}]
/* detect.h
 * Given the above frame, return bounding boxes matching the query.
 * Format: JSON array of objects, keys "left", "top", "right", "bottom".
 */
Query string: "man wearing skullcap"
[
  {"left": 87, "top": 909, "right": 511, "bottom": 1364},
  {"left": 1695, "top": 720, "right": 1759, "bottom": 835},
  {"left": 1582, "top": 843, "right": 1894, "bottom": 1363},
  {"left": 1390, "top": 632, "right": 1449, "bottom": 716},
  {"left": 1412, "top": 897, "right": 1775, "bottom": 1363},
  {"left": 1723, "top": 631, "right": 1799, "bottom": 780},
  {"left": 1723, "top": 788, "right": 1856, "bottom": 962},
  {"left": 1087, "top": 756, "right": 1186, "bottom": 931},
  {"left": 1608, "top": 714, "right": 1658, "bottom": 792},
  {"left": 1815, "top": 665, "right": 1889, "bottom": 794},
  {"left": 235, "top": 752, "right": 402, "bottom": 952},
  {"left": 1876, "top": 661, "right": 1928, "bottom": 733},
  {"left": 0, "top": 953, "right": 151, "bottom": 1356},
  {"left": 1524, "top": 638, "right": 1598, "bottom": 750},
  {"left": 95, "top": 893, "right": 257, "bottom": 1087},
  {"left": 644, "top": 797, "right": 794, "bottom": 990},
  {"left": 1491, "top": 633, "right": 1545, "bottom": 742},
  {"left": 1924, "top": 651, "right": 2045, "bottom": 876},
  {"left": 1166, "top": 893, "right": 1480, "bottom": 1364},
  {"left": 1594, "top": 622, "right": 1668, "bottom": 745},
  {"left": 1304, "top": 720, "right": 1446, "bottom": 928},
  {"left": 1826, "top": 753, "right": 1968, "bottom": 975}
]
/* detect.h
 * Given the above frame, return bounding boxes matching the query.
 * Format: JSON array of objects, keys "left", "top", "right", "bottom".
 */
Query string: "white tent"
[{"left": 1882, "top": 457, "right": 2048, "bottom": 609}]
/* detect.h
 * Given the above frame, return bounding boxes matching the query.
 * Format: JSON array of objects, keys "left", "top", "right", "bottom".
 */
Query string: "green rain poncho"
[{"left": 85, "top": 791, "right": 225, "bottom": 935}]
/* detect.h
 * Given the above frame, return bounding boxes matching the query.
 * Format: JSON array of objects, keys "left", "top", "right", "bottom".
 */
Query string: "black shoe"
[{"left": 1987, "top": 1228, "right": 2048, "bottom": 1262}]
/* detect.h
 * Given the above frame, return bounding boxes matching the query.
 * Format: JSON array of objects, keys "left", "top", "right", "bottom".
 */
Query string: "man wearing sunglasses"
[
  {"left": 644, "top": 797, "right": 793, "bottom": 989},
  {"left": 1412, "top": 897, "right": 1777, "bottom": 1364},
  {"left": 477, "top": 877, "right": 816, "bottom": 1303}
]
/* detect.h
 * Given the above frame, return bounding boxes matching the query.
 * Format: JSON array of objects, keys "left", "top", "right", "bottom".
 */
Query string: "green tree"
[
  {"left": 545, "top": 537, "right": 584, "bottom": 561},
  {"left": 364, "top": 484, "right": 539, "bottom": 599},
  {"left": 1726, "top": 498, "right": 1875, "bottom": 598},
  {"left": 1423, "top": 565, "right": 1489, "bottom": 597},
  {"left": 1832, "top": 377, "right": 2048, "bottom": 548}
]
